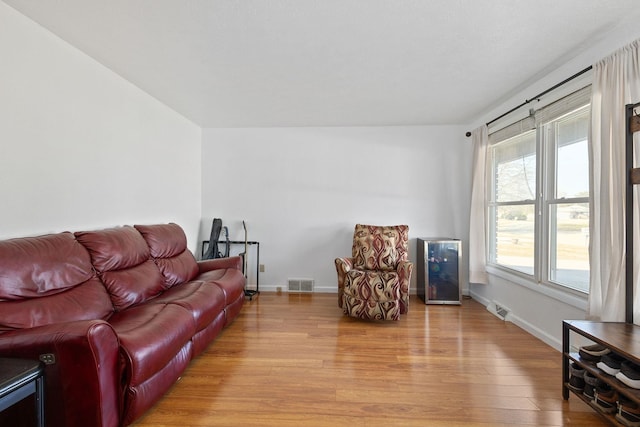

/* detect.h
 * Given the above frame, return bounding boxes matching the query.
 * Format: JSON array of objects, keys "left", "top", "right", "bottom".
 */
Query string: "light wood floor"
[{"left": 133, "top": 293, "right": 605, "bottom": 427}]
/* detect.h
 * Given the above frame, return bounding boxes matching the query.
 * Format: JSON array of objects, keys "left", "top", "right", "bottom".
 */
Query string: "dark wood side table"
[{"left": 0, "top": 358, "right": 44, "bottom": 427}]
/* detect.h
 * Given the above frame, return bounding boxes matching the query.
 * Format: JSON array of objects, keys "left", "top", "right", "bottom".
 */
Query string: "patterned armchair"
[{"left": 335, "top": 224, "right": 413, "bottom": 320}]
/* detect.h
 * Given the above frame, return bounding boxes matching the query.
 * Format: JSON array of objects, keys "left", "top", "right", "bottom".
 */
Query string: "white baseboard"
[
  {"left": 468, "top": 289, "right": 561, "bottom": 351},
  {"left": 469, "top": 289, "right": 490, "bottom": 307},
  {"left": 509, "top": 313, "right": 562, "bottom": 351}
]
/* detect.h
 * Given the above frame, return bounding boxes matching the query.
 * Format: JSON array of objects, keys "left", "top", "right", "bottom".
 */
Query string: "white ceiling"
[{"left": 4, "top": 0, "right": 640, "bottom": 128}]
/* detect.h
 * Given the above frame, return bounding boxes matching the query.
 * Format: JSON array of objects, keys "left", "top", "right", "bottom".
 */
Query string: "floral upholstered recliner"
[{"left": 335, "top": 224, "right": 413, "bottom": 320}]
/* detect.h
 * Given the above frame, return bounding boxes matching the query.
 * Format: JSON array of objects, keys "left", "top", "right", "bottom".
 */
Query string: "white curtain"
[
  {"left": 588, "top": 39, "right": 640, "bottom": 323},
  {"left": 469, "top": 125, "right": 489, "bottom": 285}
]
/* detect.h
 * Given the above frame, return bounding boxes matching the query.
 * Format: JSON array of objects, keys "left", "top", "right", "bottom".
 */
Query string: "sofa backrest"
[
  {"left": 134, "top": 223, "right": 198, "bottom": 288},
  {"left": 0, "top": 232, "right": 114, "bottom": 331},
  {"left": 352, "top": 224, "right": 409, "bottom": 271},
  {"left": 75, "top": 226, "right": 165, "bottom": 311}
]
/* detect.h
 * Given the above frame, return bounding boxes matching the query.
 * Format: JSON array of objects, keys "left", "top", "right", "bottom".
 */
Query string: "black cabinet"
[
  {"left": 417, "top": 238, "right": 461, "bottom": 305},
  {"left": 0, "top": 358, "right": 44, "bottom": 427}
]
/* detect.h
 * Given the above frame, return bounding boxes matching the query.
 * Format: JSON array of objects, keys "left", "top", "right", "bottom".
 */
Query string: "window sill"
[{"left": 485, "top": 264, "right": 588, "bottom": 311}]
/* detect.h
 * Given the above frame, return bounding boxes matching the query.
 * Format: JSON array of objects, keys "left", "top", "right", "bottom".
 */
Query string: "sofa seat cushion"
[
  {"left": 151, "top": 281, "right": 225, "bottom": 331},
  {"left": 134, "top": 223, "right": 199, "bottom": 287},
  {"left": 109, "top": 303, "right": 195, "bottom": 385},
  {"left": 196, "top": 268, "right": 245, "bottom": 306}
]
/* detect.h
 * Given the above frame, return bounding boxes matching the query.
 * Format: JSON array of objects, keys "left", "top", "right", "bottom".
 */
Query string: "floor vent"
[
  {"left": 288, "top": 278, "right": 314, "bottom": 293},
  {"left": 492, "top": 301, "right": 510, "bottom": 320}
]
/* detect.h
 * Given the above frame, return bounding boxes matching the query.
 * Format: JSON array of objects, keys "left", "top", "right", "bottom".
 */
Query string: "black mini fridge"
[{"left": 417, "top": 238, "right": 461, "bottom": 305}]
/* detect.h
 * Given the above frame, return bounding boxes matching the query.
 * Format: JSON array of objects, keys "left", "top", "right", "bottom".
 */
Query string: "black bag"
[
  {"left": 203, "top": 218, "right": 222, "bottom": 260},
  {"left": 203, "top": 218, "right": 230, "bottom": 260}
]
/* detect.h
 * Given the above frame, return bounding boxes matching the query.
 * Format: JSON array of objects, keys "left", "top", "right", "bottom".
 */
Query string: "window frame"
[
  {"left": 486, "top": 87, "right": 591, "bottom": 295},
  {"left": 488, "top": 129, "right": 537, "bottom": 276},
  {"left": 540, "top": 105, "right": 590, "bottom": 292}
]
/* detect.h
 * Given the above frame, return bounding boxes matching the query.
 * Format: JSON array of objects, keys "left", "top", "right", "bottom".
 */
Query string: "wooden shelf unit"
[{"left": 562, "top": 321, "right": 640, "bottom": 426}]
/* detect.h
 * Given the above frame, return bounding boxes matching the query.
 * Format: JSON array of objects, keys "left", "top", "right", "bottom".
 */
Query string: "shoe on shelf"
[
  {"left": 597, "top": 352, "right": 626, "bottom": 376},
  {"left": 568, "top": 362, "right": 585, "bottom": 392},
  {"left": 579, "top": 343, "right": 611, "bottom": 362},
  {"left": 593, "top": 384, "right": 618, "bottom": 414},
  {"left": 617, "top": 397, "right": 640, "bottom": 427},
  {"left": 617, "top": 360, "right": 640, "bottom": 389},
  {"left": 583, "top": 371, "right": 605, "bottom": 400}
]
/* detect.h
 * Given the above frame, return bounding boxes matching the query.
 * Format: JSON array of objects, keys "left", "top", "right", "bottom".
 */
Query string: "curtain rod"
[{"left": 465, "top": 65, "right": 593, "bottom": 137}]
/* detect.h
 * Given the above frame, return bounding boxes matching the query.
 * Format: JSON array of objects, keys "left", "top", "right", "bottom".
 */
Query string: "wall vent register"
[{"left": 288, "top": 278, "right": 314, "bottom": 293}]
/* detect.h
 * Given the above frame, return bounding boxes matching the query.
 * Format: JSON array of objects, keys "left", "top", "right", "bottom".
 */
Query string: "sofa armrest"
[
  {"left": 396, "top": 260, "right": 413, "bottom": 285},
  {"left": 334, "top": 257, "right": 354, "bottom": 308},
  {"left": 0, "top": 320, "right": 121, "bottom": 427},
  {"left": 396, "top": 260, "right": 414, "bottom": 314},
  {"left": 197, "top": 255, "right": 242, "bottom": 273}
]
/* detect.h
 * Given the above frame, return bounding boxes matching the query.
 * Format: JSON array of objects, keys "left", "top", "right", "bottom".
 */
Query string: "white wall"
[
  {"left": 467, "top": 21, "right": 640, "bottom": 350},
  {"left": 202, "top": 126, "right": 470, "bottom": 294},
  {"left": 0, "top": 3, "right": 202, "bottom": 250}
]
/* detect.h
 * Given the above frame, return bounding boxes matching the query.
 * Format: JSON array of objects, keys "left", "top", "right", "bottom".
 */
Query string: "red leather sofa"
[{"left": 0, "top": 223, "right": 245, "bottom": 426}]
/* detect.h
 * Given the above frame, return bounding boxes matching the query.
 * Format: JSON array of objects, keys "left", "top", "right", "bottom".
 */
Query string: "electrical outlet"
[{"left": 259, "top": 264, "right": 265, "bottom": 272}]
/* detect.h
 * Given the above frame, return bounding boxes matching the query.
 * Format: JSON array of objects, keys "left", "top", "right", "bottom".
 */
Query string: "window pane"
[
  {"left": 556, "top": 109, "right": 589, "bottom": 198},
  {"left": 494, "top": 204, "right": 535, "bottom": 275},
  {"left": 494, "top": 131, "right": 536, "bottom": 202},
  {"left": 549, "top": 203, "right": 589, "bottom": 292}
]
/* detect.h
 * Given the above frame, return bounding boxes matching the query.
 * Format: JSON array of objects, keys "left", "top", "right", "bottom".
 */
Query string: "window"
[
  {"left": 490, "top": 130, "right": 536, "bottom": 275},
  {"left": 545, "top": 107, "right": 590, "bottom": 291},
  {"left": 488, "top": 87, "right": 590, "bottom": 293}
]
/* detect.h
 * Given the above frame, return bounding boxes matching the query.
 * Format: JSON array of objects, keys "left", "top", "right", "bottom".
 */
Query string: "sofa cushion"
[
  {"left": 196, "top": 268, "right": 245, "bottom": 306},
  {"left": 134, "top": 223, "right": 198, "bottom": 287},
  {"left": 154, "top": 251, "right": 200, "bottom": 288},
  {"left": 134, "top": 223, "right": 188, "bottom": 258},
  {"left": 151, "top": 281, "right": 225, "bottom": 331},
  {"left": 352, "top": 224, "right": 409, "bottom": 271},
  {"left": 0, "top": 232, "right": 94, "bottom": 299},
  {"left": 0, "top": 277, "right": 113, "bottom": 331},
  {"left": 0, "top": 232, "right": 114, "bottom": 330},
  {"left": 76, "top": 226, "right": 165, "bottom": 310},
  {"left": 108, "top": 303, "right": 195, "bottom": 386},
  {"left": 75, "top": 226, "right": 150, "bottom": 273},
  {"left": 100, "top": 260, "right": 166, "bottom": 310}
]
